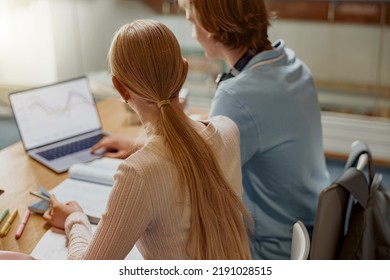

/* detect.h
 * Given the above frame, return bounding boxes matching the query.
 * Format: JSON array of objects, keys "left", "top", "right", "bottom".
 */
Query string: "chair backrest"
[
  {"left": 290, "top": 220, "right": 310, "bottom": 260},
  {"left": 309, "top": 140, "right": 379, "bottom": 259},
  {"left": 309, "top": 183, "right": 351, "bottom": 259}
]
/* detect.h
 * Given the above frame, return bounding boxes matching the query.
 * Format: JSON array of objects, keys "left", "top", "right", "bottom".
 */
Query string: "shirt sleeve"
[
  {"left": 209, "top": 89, "right": 261, "bottom": 165},
  {"left": 65, "top": 162, "right": 153, "bottom": 259}
]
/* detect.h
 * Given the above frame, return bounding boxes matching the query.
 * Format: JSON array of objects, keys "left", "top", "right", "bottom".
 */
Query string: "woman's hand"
[
  {"left": 43, "top": 195, "right": 83, "bottom": 230},
  {"left": 90, "top": 134, "right": 144, "bottom": 159}
]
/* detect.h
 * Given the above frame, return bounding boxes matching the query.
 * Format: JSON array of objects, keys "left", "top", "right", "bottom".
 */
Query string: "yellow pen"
[{"left": 0, "top": 209, "right": 18, "bottom": 238}]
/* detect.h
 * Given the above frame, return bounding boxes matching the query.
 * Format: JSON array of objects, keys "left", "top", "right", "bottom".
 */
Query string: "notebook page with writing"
[
  {"left": 29, "top": 158, "right": 123, "bottom": 223},
  {"left": 51, "top": 179, "right": 111, "bottom": 219}
]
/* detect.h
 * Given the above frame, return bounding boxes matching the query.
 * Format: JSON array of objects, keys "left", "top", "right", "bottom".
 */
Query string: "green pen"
[{"left": 0, "top": 208, "right": 9, "bottom": 224}]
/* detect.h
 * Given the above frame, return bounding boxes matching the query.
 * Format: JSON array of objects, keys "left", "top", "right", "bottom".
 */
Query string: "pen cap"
[
  {"left": 9, "top": 209, "right": 18, "bottom": 221},
  {"left": 0, "top": 208, "right": 9, "bottom": 223},
  {"left": 3, "top": 224, "right": 11, "bottom": 236},
  {"left": 0, "top": 223, "right": 10, "bottom": 237}
]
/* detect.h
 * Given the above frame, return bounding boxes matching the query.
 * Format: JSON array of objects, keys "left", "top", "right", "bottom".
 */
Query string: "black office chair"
[{"left": 310, "top": 140, "right": 370, "bottom": 260}]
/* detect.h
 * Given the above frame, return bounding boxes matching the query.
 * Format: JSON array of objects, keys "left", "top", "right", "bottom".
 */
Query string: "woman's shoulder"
[
  {"left": 112, "top": 150, "right": 165, "bottom": 200},
  {"left": 117, "top": 140, "right": 172, "bottom": 177},
  {"left": 209, "top": 115, "right": 238, "bottom": 131},
  {"left": 207, "top": 115, "right": 240, "bottom": 141}
]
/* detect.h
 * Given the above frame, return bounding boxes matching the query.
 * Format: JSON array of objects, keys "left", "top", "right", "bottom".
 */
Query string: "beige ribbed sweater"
[{"left": 64, "top": 116, "right": 243, "bottom": 259}]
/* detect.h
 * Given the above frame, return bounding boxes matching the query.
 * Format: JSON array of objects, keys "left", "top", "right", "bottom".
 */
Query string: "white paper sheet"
[{"left": 31, "top": 225, "right": 143, "bottom": 260}]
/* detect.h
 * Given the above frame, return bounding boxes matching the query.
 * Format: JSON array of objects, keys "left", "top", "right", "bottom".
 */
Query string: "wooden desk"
[{"left": 0, "top": 98, "right": 143, "bottom": 254}]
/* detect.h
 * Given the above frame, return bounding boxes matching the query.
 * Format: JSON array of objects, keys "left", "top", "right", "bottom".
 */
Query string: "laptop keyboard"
[{"left": 37, "top": 134, "right": 103, "bottom": 161}]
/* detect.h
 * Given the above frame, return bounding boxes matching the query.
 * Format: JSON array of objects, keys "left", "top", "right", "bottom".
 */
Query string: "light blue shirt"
[{"left": 209, "top": 40, "right": 330, "bottom": 259}]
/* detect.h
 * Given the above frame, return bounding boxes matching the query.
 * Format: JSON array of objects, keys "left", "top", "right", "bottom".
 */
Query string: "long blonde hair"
[{"left": 108, "top": 19, "right": 251, "bottom": 260}]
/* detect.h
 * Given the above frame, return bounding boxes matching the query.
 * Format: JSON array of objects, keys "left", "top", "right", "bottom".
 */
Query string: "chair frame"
[{"left": 290, "top": 220, "right": 310, "bottom": 260}]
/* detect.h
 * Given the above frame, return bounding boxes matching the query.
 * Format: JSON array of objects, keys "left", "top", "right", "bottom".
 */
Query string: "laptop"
[{"left": 9, "top": 77, "right": 106, "bottom": 173}]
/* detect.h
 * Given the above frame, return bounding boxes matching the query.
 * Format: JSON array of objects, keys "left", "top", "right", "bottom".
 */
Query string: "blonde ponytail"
[
  {"left": 159, "top": 105, "right": 252, "bottom": 259},
  {"left": 109, "top": 19, "right": 252, "bottom": 259}
]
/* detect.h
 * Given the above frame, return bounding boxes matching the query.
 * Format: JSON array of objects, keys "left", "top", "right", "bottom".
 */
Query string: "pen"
[
  {"left": 0, "top": 209, "right": 18, "bottom": 237},
  {"left": 30, "top": 191, "right": 50, "bottom": 202},
  {"left": 0, "top": 208, "right": 9, "bottom": 224},
  {"left": 15, "top": 209, "right": 30, "bottom": 240}
]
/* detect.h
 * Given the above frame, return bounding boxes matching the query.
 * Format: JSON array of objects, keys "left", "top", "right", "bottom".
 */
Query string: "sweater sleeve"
[{"left": 64, "top": 162, "right": 153, "bottom": 259}]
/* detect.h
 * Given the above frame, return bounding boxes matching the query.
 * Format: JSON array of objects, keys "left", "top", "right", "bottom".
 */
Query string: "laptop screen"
[{"left": 9, "top": 77, "right": 102, "bottom": 150}]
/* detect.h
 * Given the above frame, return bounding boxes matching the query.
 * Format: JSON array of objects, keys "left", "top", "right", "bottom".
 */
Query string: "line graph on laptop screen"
[{"left": 10, "top": 78, "right": 101, "bottom": 150}]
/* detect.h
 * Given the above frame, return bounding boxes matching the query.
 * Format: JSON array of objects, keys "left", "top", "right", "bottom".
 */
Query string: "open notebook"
[
  {"left": 29, "top": 157, "right": 123, "bottom": 223},
  {"left": 29, "top": 157, "right": 144, "bottom": 259}
]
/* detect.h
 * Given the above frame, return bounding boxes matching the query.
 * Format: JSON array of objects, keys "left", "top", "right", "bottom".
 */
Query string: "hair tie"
[{"left": 157, "top": 99, "right": 171, "bottom": 109}]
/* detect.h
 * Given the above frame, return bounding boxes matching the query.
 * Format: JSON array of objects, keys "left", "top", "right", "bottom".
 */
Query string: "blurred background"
[{"left": 0, "top": 0, "right": 389, "bottom": 183}]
